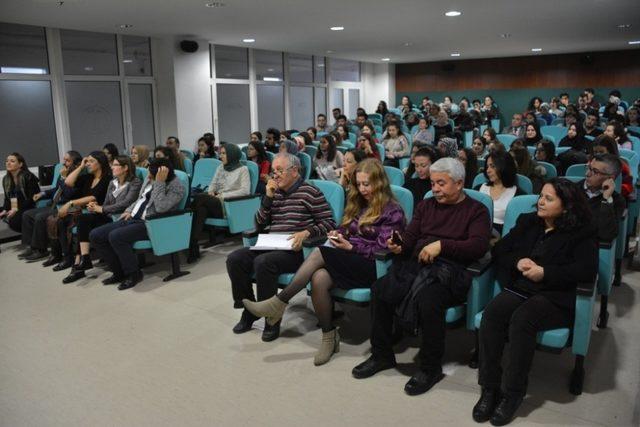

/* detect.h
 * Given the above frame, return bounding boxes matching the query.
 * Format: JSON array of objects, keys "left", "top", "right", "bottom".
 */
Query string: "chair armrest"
[
  {"left": 242, "top": 229, "right": 260, "bottom": 239},
  {"left": 145, "top": 209, "right": 191, "bottom": 221},
  {"left": 622, "top": 208, "right": 628, "bottom": 220},
  {"left": 576, "top": 279, "right": 596, "bottom": 297},
  {"left": 374, "top": 250, "right": 394, "bottom": 261},
  {"left": 599, "top": 241, "right": 613, "bottom": 249},
  {"left": 224, "top": 194, "right": 262, "bottom": 203},
  {"left": 303, "top": 235, "right": 328, "bottom": 248},
  {"left": 467, "top": 251, "right": 492, "bottom": 275}
]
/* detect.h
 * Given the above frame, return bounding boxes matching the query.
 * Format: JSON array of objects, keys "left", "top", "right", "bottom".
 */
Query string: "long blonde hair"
[
  {"left": 132, "top": 145, "right": 150, "bottom": 167},
  {"left": 342, "top": 158, "right": 395, "bottom": 229}
]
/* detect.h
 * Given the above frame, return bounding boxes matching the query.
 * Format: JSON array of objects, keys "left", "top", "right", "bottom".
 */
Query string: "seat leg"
[
  {"left": 137, "top": 252, "right": 154, "bottom": 269},
  {"left": 469, "top": 329, "right": 479, "bottom": 369},
  {"left": 163, "top": 252, "right": 190, "bottom": 282},
  {"left": 613, "top": 259, "right": 622, "bottom": 287},
  {"left": 569, "top": 355, "right": 585, "bottom": 395},
  {"left": 597, "top": 295, "right": 609, "bottom": 329}
]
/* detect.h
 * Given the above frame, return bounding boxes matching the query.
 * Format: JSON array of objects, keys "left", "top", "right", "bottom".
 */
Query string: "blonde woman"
[
  {"left": 130, "top": 145, "right": 150, "bottom": 168},
  {"left": 244, "top": 159, "right": 406, "bottom": 365}
]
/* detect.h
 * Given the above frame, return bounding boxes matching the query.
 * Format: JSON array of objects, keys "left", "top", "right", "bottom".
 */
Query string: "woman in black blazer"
[{"left": 473, "top": 178, "right": 598, "bottom": 426}]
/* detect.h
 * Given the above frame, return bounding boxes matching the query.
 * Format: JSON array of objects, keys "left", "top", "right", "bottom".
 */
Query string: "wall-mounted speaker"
[
  {"left": 180, "top": 40, "right": 199, "bottom": 53},
  {"left": 580, "top": 54, "right": 594, "bottom": 65},
  {"left": 441, "top": 62, "right": 456, "bottom": 72}
]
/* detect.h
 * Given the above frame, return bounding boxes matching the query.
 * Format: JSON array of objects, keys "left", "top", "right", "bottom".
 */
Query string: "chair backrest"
[
  {"left": 628, "top": 126, "right": 640, "bottom": 135},
  {"left": 317, "top": 131, "right": 329, "bottom": 138},
  {"left": 565, "top": 163, "right": 587, "bottom": 178},
  {"left": 298, "top": 152, "right": 312, "bottom": 180},
  {"left": 543, "top": 134, "right": 556, "bottom": 143},
  {"left": 307, "top": 179, "right": 345, "bottom": 225},
  {"left": 135, "top": 167, "right": 148, "bottom": 182},
  {"left": 52, "top": 163, "right": 63, "bottom": 186},
  {"left": 551, "top": 117, "right": 564, "bottom": 126},
  {"left": 384, "top": 166, "right": 405, "bottom": 186},
  {"left": 629, "top": 135, "right": 640, "bottom": 159},
  {"left": 180, "top": 150, "right": 195, "bottom": 161},
  {"left": 265, "top": 151, "right": 275, "bottom": 162},
  {"left": 347, "top": 132, "right": 357, "bottom": 145},
  {"left": 472, "top": 172, "right": 533, "bottom": 194},
  {"left": 491, "top": 118, "right": 500, "bottom": 131},
  {"left": 239, "top": 160, "right": 259, "bottom": 194},
  {"left": 174, "top": 170, "right": 190, "bottom": 210},
  {"left": 538, "top": 161, "right": 557, "bottom": 179},
  {"left": 192, "top": 158, "right": 222, "bottom": 190},
  {"left": 340, "top": 141, "right": 355, "bottom": 150},
  {"left": 477, "top": 158, "right": 485, "bottom": 170},
  {"left": 376, "top": 143, "right": 385, "bottom": 160},
  {"left": 496, "top": 134, "right": 517, "bottom": 147},
  {"left": 183, "top": 158, "right": 193, "bottom": 177},
  {"left": 502, "top": 195, "right": 539, "bottom": 236},
  {"left": 541, "top": 125, "right": 568, "bottom": 143},
  {"left": 304, "top": 145, "right": 318, "bottom": 159},
  {"left": 391, "top": 185, "right": 414, "bottom": 222},
  {"left": 398, "top": 157, "right": 410, "bottom": 171},
  {"left": 536, "top": 118, "right": 547, "bottom": 128},
  {"left": 424, "top": 188, "right": 494, "bottom": 225}
]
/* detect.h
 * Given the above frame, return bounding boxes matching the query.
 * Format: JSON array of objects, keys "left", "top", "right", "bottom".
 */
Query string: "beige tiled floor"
[{"left": 0, "top": 239, "right": 638, "bottom": 426}]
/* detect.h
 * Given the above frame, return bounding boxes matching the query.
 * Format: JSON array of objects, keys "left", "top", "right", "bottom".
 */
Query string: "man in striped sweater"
[{"left": 226, "top": 153, "right": 336, "bottom": 342}]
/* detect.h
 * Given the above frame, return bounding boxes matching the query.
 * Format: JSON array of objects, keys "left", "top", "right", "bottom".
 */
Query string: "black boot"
[
  {"left": 186, "top": 242, "right": 201, "bottom": 264},
  {"left": 25, "top": 249, "right": 49, "bottom": 261},
  {"left": 473, "top": 388, "right": 501, "bottom": 423},
  {"left": 118, "top": 270, "right": 144, "bottom": 290},
  {"left": 53, "top": 256, "right": 74, "bottom": 271},
  {"left": 490, "top": 395, "right": 523, "bottom": 426},
  {"left": 261, "top": 319, "right": 281, "bottom": 342},
  {"left": 63, "top": 267, "right": 86, "bottom": 284},
  {"left": 232, "top": 309, "right": 258, "bottom": 334},
  {"left": 76, "top": 254, "right": 93, "bottom": 271},
  {"left": 42, "top": 240, "right": 62, "bottom": 267},
  {"left": 18, "top": 248, "right": 34, "bottom": 259}
]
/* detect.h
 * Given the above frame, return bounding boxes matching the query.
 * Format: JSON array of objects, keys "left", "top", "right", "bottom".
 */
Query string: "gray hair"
[
  {"left": 430, "top": 157, "right": 466, "bottom": 183},
  {"left": 275, "top": 153, "right": 301, "bottom": 172}
]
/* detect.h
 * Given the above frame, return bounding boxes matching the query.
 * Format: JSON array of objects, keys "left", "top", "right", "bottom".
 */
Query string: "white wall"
[
  {"left": 362, "top": 63, "right": 395, "bottom": 113},
  {"left": 152, "top": 36, "right": 178, "bottom": 145}
]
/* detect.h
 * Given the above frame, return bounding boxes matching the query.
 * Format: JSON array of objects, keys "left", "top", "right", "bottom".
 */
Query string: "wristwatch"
[{"left": 69, "top": 201, "right": 75, "bottom": 208}]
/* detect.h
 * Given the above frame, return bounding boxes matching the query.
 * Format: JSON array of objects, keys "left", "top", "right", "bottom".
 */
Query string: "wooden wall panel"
[{"left": 396, "top": 50, "right": 640, "bottom": 92}]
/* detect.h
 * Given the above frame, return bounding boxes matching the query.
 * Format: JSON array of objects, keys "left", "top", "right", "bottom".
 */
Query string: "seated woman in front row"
[
  {"left": 243, "top": 159, "right": 406, "bottom": 365},
  {"left": 473, "top": 179, "right": 597, "bottom": 426},
  {"left": 188, "top": 144, "right": 250, "bottom": 262}
]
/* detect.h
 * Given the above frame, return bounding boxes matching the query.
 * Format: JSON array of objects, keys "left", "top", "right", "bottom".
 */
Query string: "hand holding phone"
[{"left": 391, "top": 230, "right": 403, "bottom": 246}]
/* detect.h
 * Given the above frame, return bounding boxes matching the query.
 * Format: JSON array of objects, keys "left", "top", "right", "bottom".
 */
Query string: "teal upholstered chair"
[
  {"left": 180, "top": 150, "right": 195, "bottom": 161},
  {"left": 135, "top": 167, "right": 148, "bottom": 182},
  {"left": 304, "top": 145, "right": 318, "bottom": 160},
  {"left": 490, "top": 119, "right": 500, "bottom": 131},
  {"left": 204, "top": 161, "right": 262, "bottom": 234},
  {"left": 191, "top": 158, "right": 222, "bottom": 195},
  {"left": 541, "top": 125, "right": 568, "bottom": 145},
  {"left": 298, "top": 152, "right": 312, "bottom": 181},
  {"left": 398, "top": 157, "right": 410, "bottom": 172},
  {"left": 132, "top": 170, "right": 193, "bottom": 281},
  {"left": 183, "top": 158, "right": 193, "bottom": 178},
  {"left": 472, "top": 173, "right": 533, "bottom": 195},
  {"left": 565, "top": 163, "right": 587, "bottom": 178},
  {"left": 36, "top": 163, "right": 64, "bottom": 208},
  {"left": 376, "top": 143, "right": 385, "bottom": 161},
  {"left": 471, "top": 195, "right": 598, "bottom": 395},
  {"left": 496, "top": 134, "right": 517, "bottom": 147},
  {"left": 384, "top": 166, "right": 405, "bottom": 186},
  {"left": 538, "top": 161, "right": 558, "bottom": 179}
]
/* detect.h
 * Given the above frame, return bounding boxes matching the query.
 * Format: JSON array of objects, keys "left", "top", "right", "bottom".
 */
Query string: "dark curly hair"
[{"left": 541, "top": 178, "right": 591, "bottom": 231}]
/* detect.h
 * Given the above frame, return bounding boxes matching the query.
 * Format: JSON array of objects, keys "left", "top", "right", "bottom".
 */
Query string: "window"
[
  {"left": 313, "top": 56, "right": 326, "bottom": 83},
  {"left": 290, "top": 86, "right": 314, "bottom": 131},
  {"left": 255, "top": 50, "right": 283, "bottom": 81},
  {"left": 128, "top": 84, "right": 156, "bottom": 147},
  {"left": 213, "top": 45, "right": 248, "bottom": 79},
  {"left": 123, "top": 35, "right": 152, "bottom": 76},
  {"left": 314, "top": 87, "right": 327, "bottom": 118},
  {"left": 257, "top": 85, "right": 285, "bottom": 131},
  {"left": 0, "top": 80, "right": 58, "bottom": 165},
  {"left": 61, "top": 30, "right": 118, "bottom": 75},
  {"left": 65, "top": 81, "right": 125, "bottom": 153},
  {"left": 331, "top": 88, "right": 344, "bottom": 113},
  {"left": 216, "top": 83, "right": 250, "bottom": 143},
  {"left": 0, "top": 23, "right": 49, "bottom": 74},
  {"left": 330, "top": 58, "right": 360, "bottom": 82},
  {"left": 289, "top": 54, "right": 312, "bottom": 83},
  {"left": 348, "top": 89, "right": 360, "bottom": 119}
]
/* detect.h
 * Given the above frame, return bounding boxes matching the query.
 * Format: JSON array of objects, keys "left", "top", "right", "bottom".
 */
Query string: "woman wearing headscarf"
[
  {"left": 188, "top": 143, "right": 250, "bottom": 263},
  {"left": 278, "top": 139, "right": 299, "bottom": 155},
  {"left": 436, "top": 137, "right": 459, "bottom": 158}
]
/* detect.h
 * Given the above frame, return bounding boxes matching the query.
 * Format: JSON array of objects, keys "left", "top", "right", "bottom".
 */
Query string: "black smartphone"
[{"left": 391, "top": 230, "right": 403, "bottom": 245}]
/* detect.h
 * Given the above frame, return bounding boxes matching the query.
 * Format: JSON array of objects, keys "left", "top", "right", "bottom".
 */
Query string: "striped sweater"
[{"left": 255, "top": 179, "right": 336, "bottom": 236}]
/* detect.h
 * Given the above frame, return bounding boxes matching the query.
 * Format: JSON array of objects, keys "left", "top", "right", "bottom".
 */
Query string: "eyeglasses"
[
  {"left": 586, "top": 166, "right": 611, "bottom": 176},
  {"left": 270, "top": 166, "right": 294, "bottom": 177}
]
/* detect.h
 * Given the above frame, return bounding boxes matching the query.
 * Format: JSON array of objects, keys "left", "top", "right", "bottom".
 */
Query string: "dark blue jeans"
[{"left": 90, "top": 219, "right": 148, "bottom": 277}]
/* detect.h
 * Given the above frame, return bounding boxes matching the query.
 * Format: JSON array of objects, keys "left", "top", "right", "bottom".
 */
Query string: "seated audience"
[
  {"left": 436, "top": 137, "right": 459, "bottom": 159},
  {"left": 433, "top": 111, "right": 454, "bottom": 141},
  {"left": 247, "top": 140, "right": 271, "bottom": 194},
  {"left": 154, "top": 146, "right": 184, "bottom": 172},
  {"left": 476, "top": 151, "right": 525, "bottom": 234},
  {"left": 361, "top": 123, "right": 379, "bottom": 144},
  {"left": 549, "top": 97, "right": 564, "bottom": 118},
  {"left": 316, "top": 114, "right": 330, "bottom": 133},
  {"left": 403, "top": 146, "right": 437, "bottom": 208},
  {"left": 188, "top": 144, "right": 250, "bottom": 262},
  {"left": 534, "top": 140, "right": 560, "bottom": 172},
  {"left": 591, "top": 135, "right": 634, "bottom": 200},
  {"left": 335, "top": 124, "right": 351, "bottom": 146},
  {"left": 559, "top": 123, "right": 589, "bottom": 153},
  {"left": 382, "top": 123, "right": 410, "bottom": 167},
  {"left": 509, "top": 146, "right": 544, "bottom": 193},
  {"left": 265, "top": 128, "right": 280, "bottom": 153},
  {"left": 130, "top": 145, "right": 150, "bottom": 168},
  {"left": 474, "top": 179, "right": 597, "bottom": 426},
  {"left": 164, "top": 136, "right": 186, "bottom": 171},
  {"left": 583, "top": 111, "right": 603, "bottom": 138},
  {"left": 502, "top": 114, "right": 526, "bottom": 138},
  {"left": 482, "top": 96, "right": 499, "bottom": 123},
  {"left": 472, "top": 136, "right": 489, "bottom": 159},
  {"left": 225, "top": 153, "right": 335, "bottom": 341},
  {"left": 604, "top": 121, "right": 632, "bottom": 150},
  {"left": 483, "top": 127, "right": 499, "bottom": 147},
  {"left": 102, "top": 143, "right": 119, "bottom": 166},
  {"left": 625, "top": 107, "right": 639, "bottom": 128},
  {"left": 1, "top": 153, "right": 40, "bottom": 233},
  {"left": 243, "top": 159, "right": 405, "bottom": 365},
  {"left": 194, "top": 137, "right": 216, "bottom": 161},
  {"left": 376, "top": 101, "right": 390, "bottom": 117},
  {"left": 62, "top": 156, "right": 142, "bottom": 283},
  {"left": 279, "top": 139, "right": 298, "bottom": 155},
  {"left": 340, "top": 149, "right": 366, "bottom": 190},
  {"left": 250, "top": 131, "right": 262, "bottom": 144},
  {"left": 52, "top": 152, "right": 112, "bottom": 271},
  {"left": 413, "top": 117, "right": 434, "bottom": 145},
  {"left": 357, "top": 133, "right": 381, "bottom": 160},
  {"left": 19, "top": 151, "right": 82, "bottom": 262},
  {"left": 523, "top": 122, "right": 543, "bottom": 147},
  {"left": 352, "top": 158, "right": 490, "bottom": 395},
  {"left": 458, "top": 148, "right": 479, "bottom": 189},
  {"left": 314, "top": 134, "right": 344, "bottom": 182},
  {"left": 306, "top": 127, "right": 318, "bottom": 141},
  {"left": 90, "top": 158, "right": 185, "bottom": 290}
]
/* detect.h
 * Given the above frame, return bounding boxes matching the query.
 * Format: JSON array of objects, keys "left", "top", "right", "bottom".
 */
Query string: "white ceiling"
[{"left": 1, "top": 0, "right": 640, "bottom": 63}]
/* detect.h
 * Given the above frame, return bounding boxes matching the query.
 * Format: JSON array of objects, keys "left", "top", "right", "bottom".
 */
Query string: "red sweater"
[{"left": 400, "top": 196, "right": 491, "bottom": 264}]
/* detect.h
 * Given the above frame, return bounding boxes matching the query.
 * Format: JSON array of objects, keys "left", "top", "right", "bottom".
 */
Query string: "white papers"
[{"left": 250, "top": 233, "right": 293, "bottom": 251}]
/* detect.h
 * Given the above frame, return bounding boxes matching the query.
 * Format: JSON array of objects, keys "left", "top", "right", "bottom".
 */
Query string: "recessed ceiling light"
[
  {"left": 326, "top": 50, "right": 334, "bottom": 54},
  {"left": 381, "top": 58, "right": 390, "bottom": 61},
  {"left": 629, "top": 40, "right": 640, "bottom": 45},
  {"left": 205, "top": 1, "right": 225, "bottom": 7},
  {"left": 84, "top": 66, "right": 94, "bottom": 71},
  {"left": 445, "top": 11, "right": 461, "bottom": 17},
  {"left": 499, "top": 33, "right": 511, "bottom": 38},
  {"left": 617, "top": 24, "right": 631, "bottom": 29},
  {"left": 263, "top": 77, "right": 281, "bottom": 82},
  {"left": 267, "top": 68, "right": 274, "bottom": 72},
  {"left": 122, "top": 59, "right": 133, "bottom": 63},
  {"left": 330, "top": 26, "right": 344, "bottom": 31},
  {"left": 118, "top": 24, "right": 133, "bottom": 29},
  {"left": 450, "top": 52, "right": 461, "bottom": 57},
  {"left": 531, "top": 48, "right": 543, "bottom": 52},
  {"left": 242, "top": 38, "right": 255, "bottom": 43},
  {"left": 404, "top": 42, "right": 413, "bottom": 47}
]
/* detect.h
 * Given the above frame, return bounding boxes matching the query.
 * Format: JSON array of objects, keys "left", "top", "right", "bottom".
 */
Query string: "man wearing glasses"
[
  {"left": 226, "top": 153, "right": 335, "bottom": 341},
  {"left": 581, "top": 153, "right": 624, "bottom": 242}
]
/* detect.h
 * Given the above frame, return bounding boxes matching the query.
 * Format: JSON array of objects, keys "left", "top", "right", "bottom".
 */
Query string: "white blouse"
[{"left": 479, "top": 183, "right": 517, "bottom": 225}]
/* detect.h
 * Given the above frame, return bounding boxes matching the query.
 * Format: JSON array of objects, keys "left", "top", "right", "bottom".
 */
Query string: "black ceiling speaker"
[
  {"left": 441, "top": 62, "right": 456, "bottom": 72},
  {"left": 580, "top": 54, "right": 594, "bottom": 65},
  {"left": 180, "top": 40, "right": 199, "bottom": 53}
]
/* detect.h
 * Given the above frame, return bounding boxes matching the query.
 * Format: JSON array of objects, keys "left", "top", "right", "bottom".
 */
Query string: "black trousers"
[
  {"left": 226, "top": 247, "right": 304, "bottom": 308},
  {"left": 370, "top": 275, "right": 467, "bottom": 372},
  {"left": 478, "top": 291, "right": 571, "bottom": 397},
  {"left": 21, "top": 206, "right": 54, "bottom": 249},
  {"left": 56, "top": 215, "right": 75, "bottom": 257},
  {"left": 5, "top": 208, "right": 28, "bottom": 233},
  {"left": 90, "top": 219, "right": 148, "bottom": 277},
  {"left": 191, "top": 193, "right": 223, "bottom": 243},
  {"left": 76, "top": 213, "right": 112, "bottom": 242}
]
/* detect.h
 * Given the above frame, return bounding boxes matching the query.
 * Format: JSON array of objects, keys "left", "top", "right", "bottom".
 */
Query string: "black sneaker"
[
  {"left": 18, "top": 248, "right": 34, "bottom": 259},
  {"left": 62, "top": 268, "right": 86, "bottom": 284},
  {"left": 25, "top": 249, "right": 49, "bottom": 262},
  {"left": 473, "top": 388, "right": 501, "bottom": 423},
  {"left": 403, "top": 369, "right": 445, "bottom": 396},
  {"left": 102, "top": 274, "right": 124, "bottom": 285},
  {"left": 232, "top": 310, "right": 258, "bottom": 334},
  {"left": 261, "top": 320, "right": 281, "bottom": 342},
  {"left": 118, "top": 271, "right": 144, "bottom": 290},
  {"left": 490, "top": 395, "right": 523, "bottom": 426},
  {"left": 352, "top": 356, "right": 397, "bottom": 379}
]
